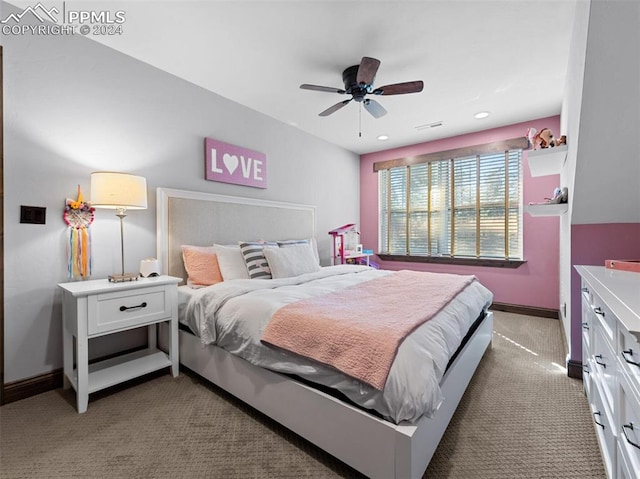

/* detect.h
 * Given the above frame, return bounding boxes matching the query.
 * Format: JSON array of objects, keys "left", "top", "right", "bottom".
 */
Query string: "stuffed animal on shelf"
[
  {"left": 555, "top": 135, "right": 567, "bottom": 146},
  {"left": 546, "top": 187, "right": 569, "bottom": 204},
  {"left": 526, "top": 128, "right": 567, "bottom": 149},
  {"left": 537, "top": 128, "right": 555, "bottom": 148},
  {"left": 528, "top": 187, "right": 569, "bottom": 206}
]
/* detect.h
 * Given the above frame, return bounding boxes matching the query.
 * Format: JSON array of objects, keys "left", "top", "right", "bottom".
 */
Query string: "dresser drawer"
[
  {"left": 591, "top": 290, "right": 616, "bottom": 344},
  {"left": 582, "top": 293, "right": 593, "bottom": 352},
  {"left": 618, "top": 326, "right": 640, "bottom": 396},
  {"left": 590, "top": 380, "right": 616, "bottom": 478},
  {"left": 619, "top": 377, "right": 640, "bottom": 475},
  {"left": 583, "top": 336, "right": 592, "bottom": 397},
  {"left": 581, "top": 279, "right": 594, "bottom": 304},
  {"left": 617, "top": 441, "right": 636, "bottom": 479},
  {"left": 593, "top": 324, "right": 618, "bottom": 415},
  {"left": 88, "top": 285, "right": 171, "bottom": 335}
]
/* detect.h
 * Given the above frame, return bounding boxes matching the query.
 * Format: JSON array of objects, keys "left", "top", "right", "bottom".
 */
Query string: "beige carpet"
[{"left": 0, "top": 312, "right": 605, "bottom": 478}]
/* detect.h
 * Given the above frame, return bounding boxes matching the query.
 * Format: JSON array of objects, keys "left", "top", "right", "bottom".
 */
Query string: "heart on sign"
[{"left": 222, "top": 153, "right": 239, "bottom": 175}]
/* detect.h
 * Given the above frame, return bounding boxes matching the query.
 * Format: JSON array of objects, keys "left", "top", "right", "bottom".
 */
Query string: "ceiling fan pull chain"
[{"left": 359, "top": 103, "right": 362, "bottom": 138}]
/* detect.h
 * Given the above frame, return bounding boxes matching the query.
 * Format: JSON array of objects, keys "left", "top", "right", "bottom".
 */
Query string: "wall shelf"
[
  {"left": 525, "top": 203, "right": 568, "bottom": 216},
  {"left": 527, "top": 145, "right": 568, "bottom": 177}
]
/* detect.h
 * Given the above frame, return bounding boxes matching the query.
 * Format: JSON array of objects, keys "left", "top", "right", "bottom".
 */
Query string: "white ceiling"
[{"left": 18, "top": 0, "right": 579, "bottom": 154}]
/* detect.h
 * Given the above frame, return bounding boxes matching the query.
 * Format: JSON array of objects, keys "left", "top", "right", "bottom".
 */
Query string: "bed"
[{"left": 156, "top": 187, "right": 494, "bottom": 479}]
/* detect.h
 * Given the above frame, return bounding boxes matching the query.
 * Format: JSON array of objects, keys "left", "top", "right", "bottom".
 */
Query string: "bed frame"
[{"left": 156, "top": 187, "right": 493, "bottom": 479}]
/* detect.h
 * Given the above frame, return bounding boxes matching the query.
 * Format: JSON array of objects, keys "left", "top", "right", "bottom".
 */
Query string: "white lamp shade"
[{"left": 90, "top": 172, "right": 148, "bottom": 210}]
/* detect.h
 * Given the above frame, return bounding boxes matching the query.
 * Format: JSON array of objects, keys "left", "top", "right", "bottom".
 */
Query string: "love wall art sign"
[{"left": 204, "top": 137, "right": 267, "bottom": 189}]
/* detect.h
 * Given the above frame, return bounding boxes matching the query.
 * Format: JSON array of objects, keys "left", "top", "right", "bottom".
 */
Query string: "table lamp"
[{"left": 90, "top": 172, "right": 148, "bottom": 282}]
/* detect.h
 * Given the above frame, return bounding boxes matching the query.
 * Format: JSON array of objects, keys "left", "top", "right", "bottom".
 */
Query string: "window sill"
[{"left": 377, "top": 254, "right": 526, "bottom": 268}]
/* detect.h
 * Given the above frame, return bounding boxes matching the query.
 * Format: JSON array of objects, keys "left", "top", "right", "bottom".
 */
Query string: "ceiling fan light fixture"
[
  {"left": 300, "top": 57, "right": 423, "bottom": 119},
  {"left": 474, "top": 111, "right": 490, "bottom": 119}
]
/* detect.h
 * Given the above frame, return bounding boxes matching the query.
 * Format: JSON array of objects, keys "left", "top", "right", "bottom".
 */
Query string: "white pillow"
[
  {"left": 264, "top": 244, "right": 321, "bottom": 279},
  {"left": 213, "top": 244, "right": 250, "bottom": 280},
  {"left": 277, "top": 238, "right": 320, "bottom": 264}
]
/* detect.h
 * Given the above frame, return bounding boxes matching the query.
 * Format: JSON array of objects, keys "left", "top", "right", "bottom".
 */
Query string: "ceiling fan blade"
[
  {"left": 373, "top": 80, "right": 424, "bottom": 95},
  {"left": 300, "top": 84, "right": 346, "bottom": 94},
  {"left": 356, "top": 57, "right": 381, "bottom": 85},
  {"left": 363, "top": 99, "right": 387, "bottom": 119},
  {"left": 319, "top": 99, "right": 352, "bottom": 117}
]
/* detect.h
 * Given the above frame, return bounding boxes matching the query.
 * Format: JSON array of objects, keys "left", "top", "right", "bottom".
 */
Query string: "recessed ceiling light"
[
  {"left": 474, "top": 111, "right": 490, "bottom": 119},
  {"left": 377, "top": 135, "right": 389, "bottom": 141}
]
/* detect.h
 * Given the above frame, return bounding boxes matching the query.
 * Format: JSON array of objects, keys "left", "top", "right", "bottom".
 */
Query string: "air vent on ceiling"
[{"left": 415, "top": 121, "right": 443, "bottom": 131}]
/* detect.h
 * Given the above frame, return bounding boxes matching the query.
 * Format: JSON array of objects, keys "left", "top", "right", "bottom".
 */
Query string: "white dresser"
[{"left": 576, "top": 266, "right": 640, "bottom": 479}]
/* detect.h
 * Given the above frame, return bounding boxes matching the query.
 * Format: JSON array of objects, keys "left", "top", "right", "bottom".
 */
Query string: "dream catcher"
[{"left": 63, "top": 185, "right": 94, "bottom": 280}]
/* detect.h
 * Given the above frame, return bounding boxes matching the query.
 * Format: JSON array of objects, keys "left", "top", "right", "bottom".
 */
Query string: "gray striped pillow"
[{"left": 239, "top": 242, "right": 277, "bottom": 279}]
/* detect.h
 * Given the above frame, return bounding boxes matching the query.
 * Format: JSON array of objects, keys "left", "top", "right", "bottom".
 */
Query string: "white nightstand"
[{"left": 58, "top": 275, "right": 182, "bottom": 413}]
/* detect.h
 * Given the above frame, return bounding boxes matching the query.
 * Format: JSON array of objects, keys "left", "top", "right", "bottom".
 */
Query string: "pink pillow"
[{"left": 181, "top": 245, "right": 223, "bottom": 287}]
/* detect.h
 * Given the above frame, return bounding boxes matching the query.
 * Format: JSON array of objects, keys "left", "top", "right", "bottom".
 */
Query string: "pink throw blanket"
[{"left": 261, "top": 270, "right": 476, "bottom": 390}]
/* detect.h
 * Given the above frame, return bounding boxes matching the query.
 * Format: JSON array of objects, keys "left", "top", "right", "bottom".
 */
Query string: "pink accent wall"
[
  {"left": 360, "top": 116, "right": 562, "bottom": 309},
  {"left": 570, "top": 223, "right": 640, "bottom": 361}
]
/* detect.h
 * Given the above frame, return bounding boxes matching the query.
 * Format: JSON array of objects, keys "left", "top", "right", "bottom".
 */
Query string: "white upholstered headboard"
[{"left": 156, "top": 188, "right": 317, "bottom": 281}]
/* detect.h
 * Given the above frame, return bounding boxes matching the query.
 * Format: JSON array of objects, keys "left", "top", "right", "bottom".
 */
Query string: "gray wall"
[
  {"left": 559, "top": 0, "right": 640, "bottom": 356},
  {"left": 570, "top": 0, "right": 640, "bottom": 225},
  {"left": 3, "top": 9, "right": 360, "bottom": 382}
]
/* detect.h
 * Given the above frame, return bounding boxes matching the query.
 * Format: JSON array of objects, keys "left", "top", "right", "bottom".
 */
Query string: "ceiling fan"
[{"left": 300, "top": 57, "right": 424, "bottom": 119}]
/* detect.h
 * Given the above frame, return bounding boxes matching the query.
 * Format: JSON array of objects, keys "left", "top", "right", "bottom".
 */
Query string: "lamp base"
[{"left": 108, "top": 272, "right": 140, "bottom": 283}]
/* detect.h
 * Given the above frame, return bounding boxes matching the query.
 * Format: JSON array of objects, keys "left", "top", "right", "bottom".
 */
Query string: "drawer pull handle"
[
  {"left": 582, "top": 322, "right": 589, "bottom": 331},
  {"left": 621, "top": 349, "right": 640, "bottom": 367},
  {"left": 622, "top": 423, "right": 640, "bottom": 450},
  {"left": 583, "top": 364, "right": 590, "bottom": 374},
  {"left": 594, "top": 354, "right": 607, "bottom": 368},
  {"left": 594, "top": 307, "right": 605, "bottom": 317},
  {"left": 119, "top": 302, "right": 147, "bottom": 312},
  {"left": 581, "top": 287, "right": 589, "bottom": 293},
  {"left": 593, "top": 411, "right": 605, "bottom": 429}
]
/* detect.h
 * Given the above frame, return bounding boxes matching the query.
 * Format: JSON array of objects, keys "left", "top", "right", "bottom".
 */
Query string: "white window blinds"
[{"left": 379, "top": 149, "right": 523, "bottom": 260}]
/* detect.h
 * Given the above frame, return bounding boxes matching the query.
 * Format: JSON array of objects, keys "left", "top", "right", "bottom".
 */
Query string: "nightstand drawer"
[{"left": 88, "top": 285, "right": 170, "bottom": 335}]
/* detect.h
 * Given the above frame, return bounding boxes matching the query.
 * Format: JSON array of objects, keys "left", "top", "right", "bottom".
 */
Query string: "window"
[{"left": 378, "top": 149, "right": 523, "bottom": 261}]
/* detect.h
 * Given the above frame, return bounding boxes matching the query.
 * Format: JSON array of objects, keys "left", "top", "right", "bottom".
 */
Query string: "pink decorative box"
[{"left": 605, "top": 260, "right": 640, "bottom": 273}]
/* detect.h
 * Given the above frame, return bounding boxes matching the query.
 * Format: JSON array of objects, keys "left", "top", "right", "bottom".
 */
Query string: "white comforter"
[{"left": 181, "top": 265, "right": 493, "bottom": 423}]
